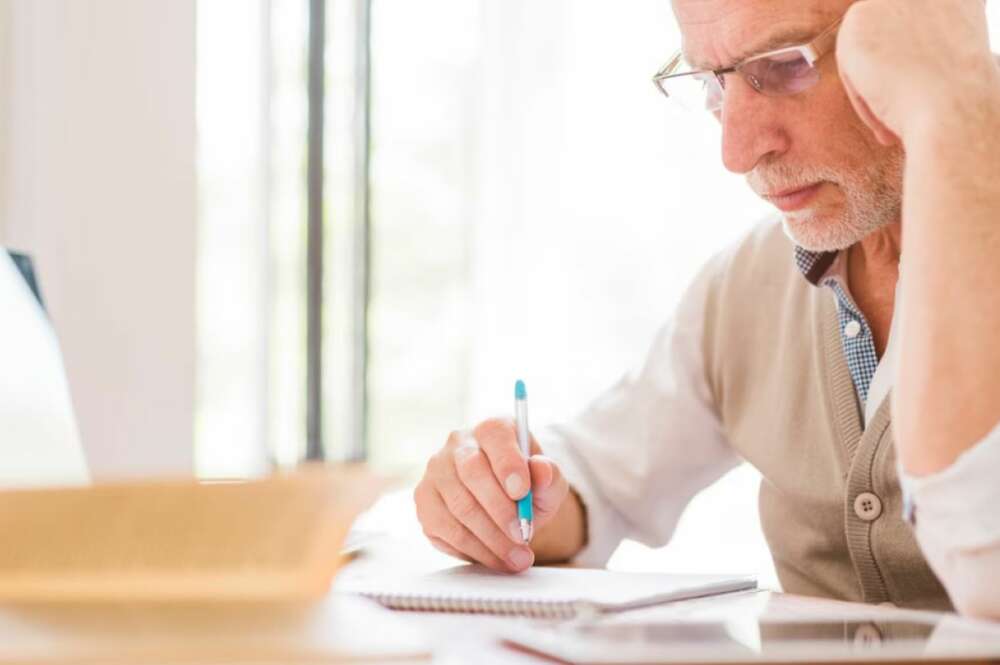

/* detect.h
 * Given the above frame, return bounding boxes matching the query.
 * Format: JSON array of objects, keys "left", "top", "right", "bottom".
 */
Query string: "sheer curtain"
[
  {"left": 461, "top": 0, "right": 774, "bottom": 582},
  {"left": 198, "top": 0, "right": 1000, "bottom": 585},
  {"left": 367, "top": 0, "right": 773, "bottom": 581}
]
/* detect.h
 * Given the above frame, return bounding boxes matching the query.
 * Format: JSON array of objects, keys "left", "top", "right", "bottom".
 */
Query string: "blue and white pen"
[{"left": 514, "top": 379, "right": 534, "bottom": 542}]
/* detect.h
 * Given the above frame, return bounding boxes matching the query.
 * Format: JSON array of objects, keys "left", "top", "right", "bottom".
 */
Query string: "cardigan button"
[
  {"left": 854, "top": 492, "right": 883, "bottom": 522},
  {"left": 854, "top": 623, "right": 883, "bottom": 647}
]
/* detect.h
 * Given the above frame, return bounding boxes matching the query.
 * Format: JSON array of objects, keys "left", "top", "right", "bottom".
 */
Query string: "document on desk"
[{"left": 342, "top": 565, "right": 756, "bottom": 618}]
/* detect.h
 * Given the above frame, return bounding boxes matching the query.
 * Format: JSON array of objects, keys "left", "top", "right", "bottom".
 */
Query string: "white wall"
[
  {"left": 0, "top": 0, "right": 196, "bottom": 479},
  {"left": 0, "top": 2, "right": 10, "bottom": 236}
]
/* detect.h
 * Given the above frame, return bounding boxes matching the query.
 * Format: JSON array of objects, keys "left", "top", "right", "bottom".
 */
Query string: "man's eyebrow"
[{"left": 686, "top": 27, "right": 818, "bottom": 71}]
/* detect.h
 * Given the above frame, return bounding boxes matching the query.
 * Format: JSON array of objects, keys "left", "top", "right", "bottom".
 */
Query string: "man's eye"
[{"left": 767, "top": 56, "right": 811, "bottom": 77}]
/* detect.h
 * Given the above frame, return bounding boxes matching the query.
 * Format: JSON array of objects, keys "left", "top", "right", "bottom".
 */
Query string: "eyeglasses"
[{"left": 652, "top": 18, "right": 842, "bottom": 113}]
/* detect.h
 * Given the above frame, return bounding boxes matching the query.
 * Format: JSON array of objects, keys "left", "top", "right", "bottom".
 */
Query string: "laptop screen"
[{"left": 0, "top": 251, "right": 89, "bottom": 488}]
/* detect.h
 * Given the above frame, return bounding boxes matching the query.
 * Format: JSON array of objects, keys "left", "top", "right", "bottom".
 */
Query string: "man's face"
[{"left": 673, "top": 0, "right": 904, "bottom": 251}]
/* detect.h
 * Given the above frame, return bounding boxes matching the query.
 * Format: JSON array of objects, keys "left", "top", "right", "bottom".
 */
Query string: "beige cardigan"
[{"left": 701, "top": 222, "right": 949, "bottom": 610}]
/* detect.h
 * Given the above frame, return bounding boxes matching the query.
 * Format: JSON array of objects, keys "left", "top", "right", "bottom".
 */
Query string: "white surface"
[
  {"left": 342, "top": 564, "right": 755, "bottom": 614},
  {"left": 0, "top": 253, "right": 87, "bottom": 487},
  {"left": 498, "top": 593, "right": 1000, "bottom": 664},
  {"left": 332, "top": 527, "right": 1000, "bottom": 665},
  {"left": 0, "top": 0, "right": 196, "bottom": 479}
]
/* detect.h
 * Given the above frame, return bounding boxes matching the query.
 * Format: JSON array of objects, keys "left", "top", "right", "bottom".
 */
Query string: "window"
[
  {"left": 197, "top": 0, "right": 1000, "bottom": 585},
  {"left": 196, "top": 0, "right": 309, "bottom": 474}
]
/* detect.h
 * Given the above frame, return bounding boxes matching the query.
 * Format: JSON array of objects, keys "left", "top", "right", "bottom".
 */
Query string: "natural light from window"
[{"left": 197, "top": 0, "right": 1000, "bottom": 589}]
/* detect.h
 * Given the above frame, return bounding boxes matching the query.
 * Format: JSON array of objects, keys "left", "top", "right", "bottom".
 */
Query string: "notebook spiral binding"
[{"left": 361, "top": 592, "right": 596, "bottom": 619}]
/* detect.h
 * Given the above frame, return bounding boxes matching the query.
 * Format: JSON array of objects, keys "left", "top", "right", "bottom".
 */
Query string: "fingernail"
[
  {"left": 507, "top": 547, "right": 533, "bottom": 571},
  {"left": 505, "top": 474, "right": 524, "bottom": 498},
  {"left": 509, "top": 519, "right": 523, "bottom": 542}
]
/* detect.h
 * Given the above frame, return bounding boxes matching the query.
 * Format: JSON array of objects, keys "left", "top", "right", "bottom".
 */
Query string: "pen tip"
[
  {"left": 515, "top": 380, "right": 527, "bottom": 400},
  {"left": 520, "top": 519, "right": 533, "bottom": 543}
]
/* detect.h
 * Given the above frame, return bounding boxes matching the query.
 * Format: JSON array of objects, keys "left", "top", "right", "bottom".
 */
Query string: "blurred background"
[{"left": 2, "top": 0, "right": 999, "bottom": 587}]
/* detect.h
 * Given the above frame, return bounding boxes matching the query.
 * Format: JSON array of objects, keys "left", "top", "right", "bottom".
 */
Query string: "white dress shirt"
[{"left": 541, "top": 229, "right": 1000, "bottom": 618}]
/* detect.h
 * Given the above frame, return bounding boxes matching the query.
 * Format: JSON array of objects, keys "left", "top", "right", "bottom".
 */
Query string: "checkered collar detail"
[
  {"left": 793, "top": 246, "right": 838, "bottom": 286},
  {"left": 792, "top": 245, "right": 878, "bottom": 411}
]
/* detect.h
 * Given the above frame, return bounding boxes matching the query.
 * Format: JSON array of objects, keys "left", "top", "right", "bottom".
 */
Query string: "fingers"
[
  {"left": 453, "top": 441, "right": 524, "bottom": 544},
  {"left": 427, "top": 536, "right": 470, "bottom": 562},
  {"left": 528, "top": 455, "right": 569, "bottom": 521},
  {"left": 473, "top": 418, "right": 532, "bottom": 500},
  {"left": 414, "top": 422, "right": 557, "bottom": 573},
  {"left": 414, "top": 480, "right": 511, "bottom": 571},
  {"left": 439, "top": 470, "right": 535, "bottom": 568},
  {"left": 415, "top": 439, "right": 537, "bottom": 572}
]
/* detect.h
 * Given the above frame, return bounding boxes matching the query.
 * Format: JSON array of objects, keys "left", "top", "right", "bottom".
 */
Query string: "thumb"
[{"left": 528, "top": 455, "right": 568, "bottom": 522}]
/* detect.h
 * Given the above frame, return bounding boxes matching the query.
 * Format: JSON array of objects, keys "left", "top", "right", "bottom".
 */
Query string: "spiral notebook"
[{"left": 342, "top": 565, "right": 756, "bottom": 619}]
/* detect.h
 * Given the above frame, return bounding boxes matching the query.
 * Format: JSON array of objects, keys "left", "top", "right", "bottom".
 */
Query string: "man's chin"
[{"left": 780, "top": 210, "right": 859, "bottom": 253}]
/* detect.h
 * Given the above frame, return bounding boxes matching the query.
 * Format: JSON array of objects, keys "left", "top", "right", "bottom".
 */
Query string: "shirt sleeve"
[
  {"left": 538, "top": 261, "right": 742, "bottom": 566},
  {"left": 899, "top": 418, "right": 1000, "bottom": 619}
]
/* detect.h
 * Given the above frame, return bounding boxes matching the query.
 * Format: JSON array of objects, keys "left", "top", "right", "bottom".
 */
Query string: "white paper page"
[
  {"left": 0, "top": 253, "right": 88, "bottom": 488},
  {"left": 343, "top": 564, "right": 755, "bottom": 609}
]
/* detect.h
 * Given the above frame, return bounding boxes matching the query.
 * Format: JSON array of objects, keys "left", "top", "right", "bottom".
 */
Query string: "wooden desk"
[
  {"left": 1, "top": 534, "right": 998, "bottom": 664},
  {"left": 342, "top": 540, "right": 1000, "bottom": 664}
]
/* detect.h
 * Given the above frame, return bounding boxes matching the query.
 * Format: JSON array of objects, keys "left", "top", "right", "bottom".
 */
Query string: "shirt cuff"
[
  {"left": 537, "top": 424, "right": 627, "bottom": 567},
  {"left": 898, "top": 417, "right": 1000, "bottom": 550}
]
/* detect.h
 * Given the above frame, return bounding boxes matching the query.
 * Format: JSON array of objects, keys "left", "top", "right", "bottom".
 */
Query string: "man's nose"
[{"left": 719, "top": 75, "right": 791, "bottom": 174}]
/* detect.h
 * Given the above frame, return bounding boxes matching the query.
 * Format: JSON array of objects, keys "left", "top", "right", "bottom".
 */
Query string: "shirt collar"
[{"left": 793, "top": 246, "right": 839, "bottom": 286}]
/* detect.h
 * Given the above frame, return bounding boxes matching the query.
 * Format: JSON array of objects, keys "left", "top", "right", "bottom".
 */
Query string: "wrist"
[{"left": 904, "top": 64, "right": 1000, "bottom": 149}]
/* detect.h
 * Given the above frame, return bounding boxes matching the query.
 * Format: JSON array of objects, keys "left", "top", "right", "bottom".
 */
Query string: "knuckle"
[
  {"left": 545, "top": 457, "right": 564, "bottom": 483},
  {"left": 428, "top": 450, "right": 456, "bottom": 479},
  {"left": 413, "top": 488, "right": 433, "bottom": 526},
  {"left": 453, "top": 447, "right": 487, "bottom": 478},
  {"left": 413, "top": 481, "right": 434, "bottom": 508},
  {"left": 451, "top": 493, "right": 482, "bottom": 526},
  {"left": 473, "top": 417, "right": 514, "bottom": 444},
  {"left": 443, "top": 520, "right": 469, "bottom": 548},
  {"left": 425, "top": 451, "right": 442, "bottom": 475},
  {"left": 420, "top": 523, "right": 436, "bottom": 541}
]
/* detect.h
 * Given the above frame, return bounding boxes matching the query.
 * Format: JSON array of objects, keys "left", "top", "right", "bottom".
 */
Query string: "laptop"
[{"left": 0, "top": 250, "right": 89, "bottom": 487}]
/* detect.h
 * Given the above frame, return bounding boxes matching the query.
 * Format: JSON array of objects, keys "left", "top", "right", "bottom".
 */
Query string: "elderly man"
[{"left": 414, "top": 0, "right": 1000, "bottom": 618}]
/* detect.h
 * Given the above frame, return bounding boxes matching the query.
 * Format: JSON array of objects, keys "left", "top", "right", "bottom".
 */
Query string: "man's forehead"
[{"left": 672, "top": 0, "right": 848, "bottom": 70}]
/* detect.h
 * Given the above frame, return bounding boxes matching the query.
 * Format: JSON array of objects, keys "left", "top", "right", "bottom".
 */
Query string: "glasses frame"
[{"left": 652, "top": 17, "right": 843, "bottom": 110}]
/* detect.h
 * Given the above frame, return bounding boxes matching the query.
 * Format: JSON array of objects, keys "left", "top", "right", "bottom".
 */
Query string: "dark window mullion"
[
  {"left": 305, "top": 0, "right": 325, "bottom": 461},
  {"left": 349, "top": 0, "right": 372, "bottom": 461}
]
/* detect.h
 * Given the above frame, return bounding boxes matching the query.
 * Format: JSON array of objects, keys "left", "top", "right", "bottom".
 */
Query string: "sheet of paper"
[{"left": 342, "top": 564, "right": 755, "bottom": 609}]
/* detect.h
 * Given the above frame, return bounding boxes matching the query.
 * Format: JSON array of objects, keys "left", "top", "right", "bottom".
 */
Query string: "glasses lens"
[
  {"left": 739, "top": 50, "right": 819, "bottom": 96},
  {"left": 657, "top": 72, "right": 723, "bottom": 113}
]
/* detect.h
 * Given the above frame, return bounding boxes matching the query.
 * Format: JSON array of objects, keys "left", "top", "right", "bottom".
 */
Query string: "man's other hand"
[{"left": 836, "top": 0, "right": 1000, "bottom": 145}]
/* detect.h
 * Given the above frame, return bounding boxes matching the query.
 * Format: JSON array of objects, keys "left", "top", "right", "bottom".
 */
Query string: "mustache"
[{"left": 748, "top": 164, "right": 840, "bottom": 196}]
